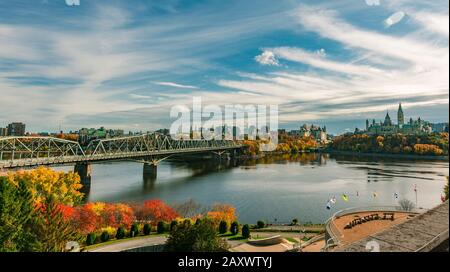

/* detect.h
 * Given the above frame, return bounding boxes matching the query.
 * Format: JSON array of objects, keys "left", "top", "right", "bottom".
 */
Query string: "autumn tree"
[
  {"left": 164, "top": 218, "right": 229, "bottom": 252},
  {"left": 32, "top": 197, "right": 81, "bottom": 252},
  {"left": 134, "top": 199, "right": 178, "bottom": 223},
  {"left": 207, "top": 203, "right": 237, "bottom": 227},
  {"left": 171, "top": 199, "right": 207, "bottom": 218},
  {"left": 6, "top": 167, "right": 83, "bottom": 205}
]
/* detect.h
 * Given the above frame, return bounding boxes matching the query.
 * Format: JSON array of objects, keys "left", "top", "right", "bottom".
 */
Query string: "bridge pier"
[
  {"left": 74, "top": 163, "right": 92, "bottom": 187},
  {"left": 143, "top": 162, "right": 157, "bottom": 180}
]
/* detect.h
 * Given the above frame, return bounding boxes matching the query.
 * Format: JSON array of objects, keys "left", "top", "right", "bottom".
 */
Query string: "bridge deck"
[
  {"left": 337, "top": 201, "right": 449, "bottom": 252},
  {"left": 0, "top": 146, "right": 240, "bottom": 169}
]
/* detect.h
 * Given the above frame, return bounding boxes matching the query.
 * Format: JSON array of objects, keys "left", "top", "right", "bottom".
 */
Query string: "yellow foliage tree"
[
  {"left": 7, "top": 167, "right": 83, "bottom": 206},
  {"left": 207, "top": 203, "right": 237, "bottom": 227}
]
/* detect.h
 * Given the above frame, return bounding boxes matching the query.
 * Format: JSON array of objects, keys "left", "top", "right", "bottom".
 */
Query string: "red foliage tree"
[
  {"left": 135, "top": 199, "right": 179, "bottom": 223},
  {"left": 99, "top": 203, "right": 134, "bottom": 228},
  {"left": 70, "top": 203, "right": 100, "bottom": 234}
]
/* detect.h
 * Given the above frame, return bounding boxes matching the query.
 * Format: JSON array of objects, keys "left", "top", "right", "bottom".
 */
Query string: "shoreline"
[
  {"left": 238, "top": 150, "right": 448, "bottom": 161},
  {"left": 321, "top": 150, "right": 449, "bottom": 161}
]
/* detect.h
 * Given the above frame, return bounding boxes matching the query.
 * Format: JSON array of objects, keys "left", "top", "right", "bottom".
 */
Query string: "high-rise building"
[
  {"left": 397, "top": 103, "right": 404, "bottom": 127},
  {"left": 0, "top": 127, "right": 7, "bottom": 136},
  {"left": 7, "top": 122, "right": 26, "bottom": 136}
]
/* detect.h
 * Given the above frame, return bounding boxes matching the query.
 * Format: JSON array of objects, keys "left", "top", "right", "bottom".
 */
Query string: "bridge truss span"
[{"left": 0, "top": 133, "right": 241, "bottom": 169}]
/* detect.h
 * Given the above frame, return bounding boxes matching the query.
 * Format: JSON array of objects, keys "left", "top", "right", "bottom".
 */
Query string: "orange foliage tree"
[
  {"left": 134, "top": 199, "right": 179, "bottom": 223},
  {"left": 207, "top": 203, "right": 237, "bottom": 227}
]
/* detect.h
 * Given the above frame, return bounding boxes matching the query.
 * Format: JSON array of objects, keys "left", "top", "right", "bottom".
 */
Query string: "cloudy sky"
[{"left": 0, "top": 0, "right": 448, "bottom": 135}]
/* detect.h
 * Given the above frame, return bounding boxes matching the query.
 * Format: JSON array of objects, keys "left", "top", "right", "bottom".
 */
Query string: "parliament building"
[{"left": 363, "top": 103, "right": 436, "bottom": 135}]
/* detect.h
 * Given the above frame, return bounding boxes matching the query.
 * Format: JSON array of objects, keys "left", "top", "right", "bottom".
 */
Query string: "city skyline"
[{"left": 0, "top": 0, "right": 448, "bottom": 135}]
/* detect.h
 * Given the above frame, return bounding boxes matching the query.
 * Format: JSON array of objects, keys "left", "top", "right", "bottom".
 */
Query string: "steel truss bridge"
[{"left": 0, "top": 133, "right": 241, "bottom": 170}]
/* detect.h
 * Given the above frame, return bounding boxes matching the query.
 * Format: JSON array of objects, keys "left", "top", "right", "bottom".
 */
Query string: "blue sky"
[{"left": 0, "top": 0, "right": 448, "bottom": 135}]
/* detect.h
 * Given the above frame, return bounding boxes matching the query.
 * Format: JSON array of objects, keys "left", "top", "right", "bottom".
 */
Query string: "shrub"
[
  {"left": 292, "top": 218, "right": 299, "bottom": 225},
  {"left": 130, "top": 223, "right": 139, "bottom": 237},
  {"left": 230, "top": 221, "right": 239, "bottom": 235},
  {"left": 116, "top": 226, "right": 126, "bottom": 239},
  {"left": 183, "top": 219, "right": 192, "bottom": 226},
  {"left": 165, "top": 218, "right": 229, "bottom": 252},
  {"left": 86, "top": 233, "right": 96, "bottom": 246},
  {"left": 242, "top": 224, "right": 250, "bottom": 239},
  {"left": 100, "top": 231, "right": 110, "bottom": 242},
  {"left": 143, "top": 223, "right": 152, "bottom": 235},
  {"left": 100, "top": 226, "right": 116, "bottom": 237},
  {"left": 256, "top": 220, "right": 265, "bottom": 229},
  {"left": 218, "top": 220, "right": 228, "bottom": 234},
  {"left": 170, "top": 220, "right": 178, "bottom": 231},
  {"left": 157, "top": 221, "right": 167, "bottom": 234}
]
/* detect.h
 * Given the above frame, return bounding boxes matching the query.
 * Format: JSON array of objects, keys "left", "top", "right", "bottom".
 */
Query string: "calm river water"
[{"left": 54, "top": 153, "right": 449, "bottom": 224}]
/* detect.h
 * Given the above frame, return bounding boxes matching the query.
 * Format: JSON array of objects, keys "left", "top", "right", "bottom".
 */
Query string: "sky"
[{"left": 0, "top": 0, "right": 448, "bottom": 135}]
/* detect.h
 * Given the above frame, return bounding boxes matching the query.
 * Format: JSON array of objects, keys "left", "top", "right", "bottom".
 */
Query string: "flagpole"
[
  {"left": 414, "top": 184, "right": 418, "bottom": 207},
  {"left": 415, "top": 189, "right": 418, "bottom": 207}
]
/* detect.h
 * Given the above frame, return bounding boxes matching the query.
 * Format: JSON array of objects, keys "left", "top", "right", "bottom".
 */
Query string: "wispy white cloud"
[{"left": 152, "top": 81, "right": 199, "bottom": 89}]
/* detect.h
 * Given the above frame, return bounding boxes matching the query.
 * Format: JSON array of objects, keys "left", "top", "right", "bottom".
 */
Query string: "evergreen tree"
[
  {"left": 165, "top": 219, "right": 228, "bottom": 252},
  {"left": 0, "top": 178, "right": 36, "bottom": 252}
]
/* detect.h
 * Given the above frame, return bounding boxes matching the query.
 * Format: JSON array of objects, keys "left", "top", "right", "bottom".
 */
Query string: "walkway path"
[{"left": 88, "top": 236, "right": 167, "bottom": 252}]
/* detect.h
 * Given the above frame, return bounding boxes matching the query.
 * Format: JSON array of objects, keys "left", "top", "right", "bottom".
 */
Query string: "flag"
[
  {"left": 356, "top": 191, "right": 359, "bottom": 197},
  {"left": 394, "top": 192, "right": 399, "bottom": 199},
  {"left": 441, "top": 195, "right": 446, "bottom": 203},
  {"left": 414, "top": 184, "right": 417, "bottom": 193},
  {"left": 330, "top": 196, "right": 337, "bottom": 204},
  {"left": 373, "top": 192, "right": 378, "bottom": 198},
  {"left": 326, "top": 201, "right": 332, "bottom": 210},
  {"left": 342, "top": 194, "right": 349, "bottom": 202}
]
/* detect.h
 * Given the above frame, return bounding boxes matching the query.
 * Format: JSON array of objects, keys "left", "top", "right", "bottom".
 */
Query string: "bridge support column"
[
  {"left": 74, "top": 163, "right": 92, "bottom": 187},
  {"left": 143, "top": 162, "right": 157, "bottom": 180}
]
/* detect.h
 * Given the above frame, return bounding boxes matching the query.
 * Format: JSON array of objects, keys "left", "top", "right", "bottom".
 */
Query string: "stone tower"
[
  {"left": 397, "top": 103, "right": 404, "bottom": 127},
  {"left": 384, "top": 112, "right": 392, "bottom": 126}
]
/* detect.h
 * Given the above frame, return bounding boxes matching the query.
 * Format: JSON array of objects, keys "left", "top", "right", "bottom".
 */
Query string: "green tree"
[
  {"left": 143, "top": 224, "right": 152, "bottom": 235},
  {"left": 86, "top": 233, "right": 96, "bottom": 245},
  {"left": 157, "top": 221, "right": 168, "bottom": 234},
  {"left": 130, "top": 223, "right": 139, "bottom": 237},
  {"left": 100, "top": 231, "right": 110, "bottom": 242},
  {"left": 164, "top": 219, "right": 229, "bottom": 252},
  {"left": 230, "top": 221, "right": 239, "bottom": 235},
  {"left": 218, "top": 221, "right": 227, "bottom": 234},
  {"left": 242, "top": 224, "right": 250, "bottom": 239},
  {"left": 116, "top": 227, "right": 126, "bottom": 239},
  {"left": 0, "top": 178, "right": 36, "bottom": 252},
  {"left": 170, "top": 220, "right": 178, "bottom": 231},
  {"left": 256, "top": 220, "right": 265, "bottom": 229}
]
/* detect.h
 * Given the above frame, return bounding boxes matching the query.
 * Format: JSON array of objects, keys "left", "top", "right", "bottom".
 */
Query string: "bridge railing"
[{"left": 0, "top": 133, "right": 240, "bottom": 167}]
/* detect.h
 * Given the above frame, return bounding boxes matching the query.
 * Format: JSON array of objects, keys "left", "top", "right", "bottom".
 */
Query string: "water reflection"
[{"left": 54, "top": 153, "right": 448, "bottom": 223}]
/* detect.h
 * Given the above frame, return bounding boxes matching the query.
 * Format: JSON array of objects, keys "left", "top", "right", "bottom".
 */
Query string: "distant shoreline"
[
  {"left": 238, "top": 150, "right": 449, "bottom": 161},
  {"left": 320, "top": 150, "right": 449, "bottom": 161}
]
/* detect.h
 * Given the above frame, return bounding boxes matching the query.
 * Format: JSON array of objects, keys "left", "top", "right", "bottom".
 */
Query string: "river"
[{"left": 54, "top": 153, "right": 449, "bottom": 224}]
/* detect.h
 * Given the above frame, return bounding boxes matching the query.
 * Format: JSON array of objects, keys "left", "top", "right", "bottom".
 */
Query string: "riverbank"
[
  {"left": 322, "top": 150, "right": 449, "bottom": 161},
  {"left": 237, "top": 149, "right": 448, "bottom": 161}
]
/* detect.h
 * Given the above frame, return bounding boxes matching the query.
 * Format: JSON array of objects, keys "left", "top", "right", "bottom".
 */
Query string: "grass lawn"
[
  {"left": 218, "top": 232, "right": 248, "bottom": 242},
  {"left": 284, "top": 237, "right": 299, "bottom": 244},
  {"left": 83, "top": 233, "right": 166, "bottom": 251}
]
